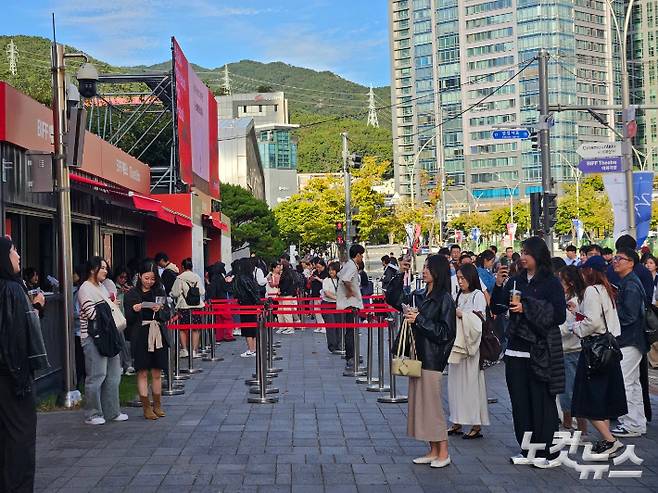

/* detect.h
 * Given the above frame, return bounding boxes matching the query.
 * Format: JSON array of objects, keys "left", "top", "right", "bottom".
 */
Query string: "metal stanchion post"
[
  {"left": 378, "top": 313, "right": 407, "bottom": 403},
  {"left": 356, "top": 318, "right": 378, "bottom": 385},
  {"left": 344, "top": 308, "right": 366, "bottom": 377},
  {"left": 267, "top": 308, "right": 282, "bottom": 374},
  {"left": 204, "top": 313, "right": 223, "bottom": 362},
  {"left": 162, "top": 345, "right": 184, "bottom": 396},
  {"left": 367, "top": 317, "right": 390, "bottom": 392},
  {"left": 172, "top": 326, "right": 190, "bottom": 381},
  {"left": 248, "top": 313, "right": 279, "bottom": 403}
]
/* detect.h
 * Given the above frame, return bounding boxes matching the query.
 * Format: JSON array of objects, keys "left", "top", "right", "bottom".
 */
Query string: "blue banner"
[{"left": 633, "top": 171, "right": 654, "bottom": 247}]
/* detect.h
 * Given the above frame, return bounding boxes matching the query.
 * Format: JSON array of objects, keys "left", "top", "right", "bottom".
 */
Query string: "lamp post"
[{"left": 494, "top": 173, "right": 520, "bottom": 223}]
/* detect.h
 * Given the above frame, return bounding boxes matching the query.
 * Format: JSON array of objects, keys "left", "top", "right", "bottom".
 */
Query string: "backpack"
[{"left": 184, "top": 281, "right": 201, "bottom": 306}]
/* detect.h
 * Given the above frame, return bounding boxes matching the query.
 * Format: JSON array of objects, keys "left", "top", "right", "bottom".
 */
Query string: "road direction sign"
[
  {"left": 576, "top": 142, "right": 622, "bottom": 159},
  {"left": 491, "top": 129, "right": 530, "bottom": 140},
  {"left": 578, "top": 156, "right": 622, "bottom": 173}
]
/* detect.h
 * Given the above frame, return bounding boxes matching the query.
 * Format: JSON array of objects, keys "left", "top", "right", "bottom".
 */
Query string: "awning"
[
  {"left": 129, "top": 191, "right": 161, "bottom": 212},
  {"left": 70, "top": 172, "right": 116, "bottom": 191},
  {"left": 175, "top": 215, "right": 193, "bottom": 228},
  {"left": 155, "top": 207, "right": 177, "bottom": 225},
  {"left": 203, "top": 212, "right": 229, "bottom": 232}
]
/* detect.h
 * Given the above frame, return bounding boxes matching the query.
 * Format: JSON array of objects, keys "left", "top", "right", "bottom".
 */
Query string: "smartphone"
[{"left": 142, "top": 301, "right": 158, "bottom": 309}]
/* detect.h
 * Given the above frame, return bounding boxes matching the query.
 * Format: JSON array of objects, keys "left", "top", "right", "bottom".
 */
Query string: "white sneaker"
[
  {"left": 313, "top": 328, "right": 323, "bottom": 333},
  {"left": 430, "top": 456, "right": 451, "bottom": 468},
  {"left": 85, "top": 416, "right": 106, "bottom": 425},
  {"left": 125, "top": 366, "right": 135, "bottom": 376},
  {"left": 285, "top": 328, "right": 295, "bottom": 334},
  {"left": 233, "top": 329, "right": 241, "bottom": 336},
  {"left": 240, "top": 350, "right": 256, "bottom": 358},
  {"left": 193, "top": 351, "right": 203, "bottom": 359},
  {"left": 179, "top": 349, "right": 189, "bottom": 358},
  {"left": 112, "top": 413, "right": 129, "bottom": 422},
  {"left": 319, "top": 328, "right": 326, "bottom": 333},
  {"left": 276, "top": 328, "right": 285, "bottom": 334},
  {"left": 510, "top": 453, "right": 532, "bottom": 465},
  {"left": 533, "top": 458, "right": 561, "bottom": 469},
  {"left": 412, "top": 456, "right": 437, "bottom": 464}
]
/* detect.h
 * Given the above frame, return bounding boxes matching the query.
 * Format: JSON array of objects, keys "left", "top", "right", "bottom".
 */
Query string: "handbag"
[
  {"left": 644, "top": 303, "right": 658, "bottom": 345},
  {"left": 580, "top": 289, "right": 622, "bottom": 376},
  {"left": 475, "top": 309, "right": 501, "bottom": 369},
  {"left": 392, "top": 319, "right": 422, "bottom": 377},
  {"left": 94, "top": 284, "right": 127, "bottom": 332}
]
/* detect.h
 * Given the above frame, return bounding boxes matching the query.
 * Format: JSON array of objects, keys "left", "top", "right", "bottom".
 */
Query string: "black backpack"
[
  {"left": 184, "top": 281, "right": 201, "bottom": 306},
  {"left": 88, "top": 302, "right": 124, "bottom": 358}
]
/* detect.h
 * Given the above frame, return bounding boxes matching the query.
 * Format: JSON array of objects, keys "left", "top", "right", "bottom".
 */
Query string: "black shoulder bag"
[{"left": 580, "top": 287, "right": 622, "bottom": 376}]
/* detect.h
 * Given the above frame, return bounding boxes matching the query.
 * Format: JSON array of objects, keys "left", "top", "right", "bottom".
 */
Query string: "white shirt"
[
  {"left": 451, "top": 274, "right": 488, "bottom": 301},
  {"left": 456, "top": 289, "right": 487, "bottom": 314},
  {"left": 322, "top": 277, "right": 338, "bottom": 302},
  {"left": 564, "top": 257, "right": 580, "bottom": 266},
  {"left": 253, "top": 267, "right": 267, "bottom": 287},
  {"left": 336, "top": 259, "right": 363, "bottom": 310}
]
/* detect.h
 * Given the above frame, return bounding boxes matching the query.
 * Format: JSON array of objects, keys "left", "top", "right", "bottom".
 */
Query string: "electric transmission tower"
[
  {"left": 222, "top": 64, "right": 232, "bottom": 95},
  {"left": 6, "top": 39, "right": 18, "bottom": 76},
  {"left": 367, "top": 85, "right": 379, "bottom": 128}
]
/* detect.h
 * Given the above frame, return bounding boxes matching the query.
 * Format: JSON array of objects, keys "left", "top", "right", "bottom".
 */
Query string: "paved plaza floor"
[{"left": 35, "top": 330, "right": 658, "bottom": 492}]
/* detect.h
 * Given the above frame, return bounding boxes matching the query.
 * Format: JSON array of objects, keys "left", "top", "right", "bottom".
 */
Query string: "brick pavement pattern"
[{"left": 35, "top": 330, "right": 658, "bottom": 492}]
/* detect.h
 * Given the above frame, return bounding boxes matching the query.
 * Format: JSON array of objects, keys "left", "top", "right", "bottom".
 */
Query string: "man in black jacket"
[
  {"left": 278, "top": 254, "right": 297, "bottom": 334},
  {"left": 155, "top": 252, "right": 179, "bottom": 296}
]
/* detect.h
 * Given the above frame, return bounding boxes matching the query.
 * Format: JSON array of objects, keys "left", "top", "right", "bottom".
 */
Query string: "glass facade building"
[
  {"left": 388, "top": 0, "right": 620, "bottom": 213},
  {"left": 257, "top": 128, "right": 298, "bottom": 170}
]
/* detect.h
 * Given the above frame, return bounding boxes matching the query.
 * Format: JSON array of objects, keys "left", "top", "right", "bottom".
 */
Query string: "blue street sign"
[
  {"left": 491, "top": 129, "right": 530, "bottom": 140},
  {"left": 578, "top": 156, "right": 622, "bottom": 173}
]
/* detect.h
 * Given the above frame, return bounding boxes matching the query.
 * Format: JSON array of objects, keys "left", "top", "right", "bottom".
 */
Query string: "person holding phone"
[
  {"left": 491, "top": 237, "right": 566, "bottom": 468},
  {"left": 386, "top": 255, "right": 456, "bottom": 468},
  {"left": 124, "top": 260, "right": 170, "bottom": 420}
]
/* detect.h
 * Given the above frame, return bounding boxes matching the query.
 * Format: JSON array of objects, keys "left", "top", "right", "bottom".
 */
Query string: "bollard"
[
  {"left": 367, "top": 316, "right": 390, "bottom": 392},
  {"left": 356, "top": 317, "right": 379, "bottom": 385},
  {"left": 172, "top": 328, "right": 190, "bottom": 381},
  {"left": 378, "top": 313, "right": 407, "bottom": 403},
  {"left": 162, "top": 345, "right": 184, "bottom": 396},
  {"left": 203, "top": 313, "right": 223, "bottom": 362},
  {"left": 248, "top": 313, "right": 279, "bottom": 403},
  {"left": 343, "top": 308, "right": 366, "bottom": 377}
]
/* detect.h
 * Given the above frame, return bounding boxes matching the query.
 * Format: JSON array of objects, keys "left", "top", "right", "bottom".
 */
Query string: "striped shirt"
[{"left": 77, "top": 281, "right": 110, "bottom": 340}]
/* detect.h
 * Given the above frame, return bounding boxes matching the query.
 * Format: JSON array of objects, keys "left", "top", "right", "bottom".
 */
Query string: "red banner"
[{"left": 172, "top": 37, "right": 219, "bottom": 199}]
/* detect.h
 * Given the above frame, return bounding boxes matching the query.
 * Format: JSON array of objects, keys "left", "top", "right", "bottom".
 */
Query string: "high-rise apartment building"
[
  {"left": 388, "top": 0, "right": 619, "bottom": 214},
  {"left": 629, "top": 0, "right": 658, "bottom": 169}
]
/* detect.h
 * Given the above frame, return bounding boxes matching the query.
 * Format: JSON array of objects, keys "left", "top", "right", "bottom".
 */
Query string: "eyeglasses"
[{"left": 612, "top": 256, "right": 631, "bottom": 263}]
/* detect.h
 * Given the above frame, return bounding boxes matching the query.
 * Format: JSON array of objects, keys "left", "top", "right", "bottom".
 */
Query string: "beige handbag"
[{"left": 392, "top": 319, "right": 422, "bottom": 377}]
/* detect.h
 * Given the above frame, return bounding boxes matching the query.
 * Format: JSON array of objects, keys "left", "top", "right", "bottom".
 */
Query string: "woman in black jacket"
[
  {"left": 124, "top": 260, "right": 170, "bottom": 420},
  {"left": 386, "top": 254, "right": 456, "bottom": 469},
  {"left": 491, "top": 237, "right": 566, "bottom": 467},
  {"left": 0, "top": 237, "right": 48, "bottom": 493}
]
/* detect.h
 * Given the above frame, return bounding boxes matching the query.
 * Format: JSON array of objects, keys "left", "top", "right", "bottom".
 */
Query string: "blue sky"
[{"left": 4, "top": 0, "right": 390, "bottom": 86}]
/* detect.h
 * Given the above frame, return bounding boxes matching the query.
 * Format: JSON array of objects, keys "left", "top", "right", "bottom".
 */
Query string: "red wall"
[
  {"left": 146, "top": 219, "right": 192, "bottom": 267},
  {"left": 207, "top": 229, "right": 222, "bottom": 265}
]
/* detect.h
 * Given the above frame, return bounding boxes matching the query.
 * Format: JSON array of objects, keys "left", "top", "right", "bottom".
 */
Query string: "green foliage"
[
  {"left": 291, "top": 113, "right": 393, "bottom": 175},
  {"left": 555, "top": 179, "right": 612, "bottom": 237},
  {"left": 449, "top": 204, "right": 530, "bottom": 239},
  {"left": 274, "top": 157, "right": 394, "bottom": 249},
  {"left": 220, "top": 183, "right": 284, "bottom": 261}
]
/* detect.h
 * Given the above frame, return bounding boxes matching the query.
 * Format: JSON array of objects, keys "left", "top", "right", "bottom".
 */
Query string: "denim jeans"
[
  {"left": 559, "top": 351, "right": 580, "bottom": 412},
  {"left": 81, "top": 336, "right": 122, "bottom": 420}
]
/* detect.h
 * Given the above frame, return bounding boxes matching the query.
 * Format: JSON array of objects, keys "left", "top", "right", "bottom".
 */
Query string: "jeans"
[
  {"left": 559, "top": 351, "right": 580, "bottom": 413},
  {"left": 618, "top": 345, "right": 647, "bottom": 433},
  {"left": 82, "top": 336, "right": 122, "bottom": 420}
]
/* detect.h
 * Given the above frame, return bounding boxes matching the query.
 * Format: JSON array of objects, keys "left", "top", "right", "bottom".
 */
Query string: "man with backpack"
[{"left": 171, "top": 258, "right": 205, "bottom": 358}]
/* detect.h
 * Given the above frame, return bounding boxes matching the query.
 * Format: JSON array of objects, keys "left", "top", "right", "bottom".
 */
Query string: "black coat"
[
  {"left": 208, "top": 263, "right": 230, "bottom": 300},
  {"left": 123, "top": 287, "right": 171, "bottom": 346},
  {"left": 386, "top": 273, "right": 456, "bottom": 372}
]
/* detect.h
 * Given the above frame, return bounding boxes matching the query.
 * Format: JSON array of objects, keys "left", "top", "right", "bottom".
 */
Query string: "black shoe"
[
  {"left": 345, "top": 358, "right": 355, "bottom": 370},
  {"left": 592, "top": 439, "right": 624, "bottom": 457}
]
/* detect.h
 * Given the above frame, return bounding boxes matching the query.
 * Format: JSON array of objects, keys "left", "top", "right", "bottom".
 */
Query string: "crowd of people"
[
  {"left": 1, "top": 232, "right": 657, "bottom": 491},
  {"left": 383, "top": 235, "right": 654, "bottom": 470}
]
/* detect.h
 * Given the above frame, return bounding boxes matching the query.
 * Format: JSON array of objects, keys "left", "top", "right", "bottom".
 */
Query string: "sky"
[{"left": 3, "top": 0, "right": 391, "bottom": 87}]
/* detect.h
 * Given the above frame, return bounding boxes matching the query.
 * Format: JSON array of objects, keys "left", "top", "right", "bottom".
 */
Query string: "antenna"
[
  {"left": 6, "top": 39, "right": 18, "bottom": 76},
  {"left": 222, "top": 64, "right": 232, "bottom": 95},
  {"left": 367, "top": 84, "right": 379, "bottom": 128}
]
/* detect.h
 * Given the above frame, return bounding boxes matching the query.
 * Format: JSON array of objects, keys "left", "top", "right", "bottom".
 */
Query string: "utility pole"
[
  {"left": 621, "top": 2, "right": 636, "bottom": 238},
  {"left": 6, "top": 39, "right": 18, "bottom": 76},
  {"left": 538, "top": 49, "right": 554, "bottom": 254},
  {"left": 51, "top": 40, "right": 78, "bottom": 407},
  {"left": 342, "top": 132, "right": 352, "bottom": 257},
  {"left": 367, "top": 85, "right": 379, "bottom": 128}
]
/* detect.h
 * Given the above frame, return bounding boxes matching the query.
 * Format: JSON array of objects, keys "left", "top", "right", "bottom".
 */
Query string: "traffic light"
[
  {"left": 352, "top": 220, "right": 361, "bottom": 242},
  {"left": 530, "top": 131, "right": 540, "bottom": 151},
  {"left": 543, "top": 192, "right": 558, "bottom": 230},
  {"left": 335, "top": 221, "right": 345, "bottom": 245},
  {"left": 441, "top": 221, "right": 449, "bottom": 239},
  {"left": 350, "top": 153, "right": 363, "bottom": 169},
  {"left": 530, "top": 192, "right": 543, "bottom": 233}
]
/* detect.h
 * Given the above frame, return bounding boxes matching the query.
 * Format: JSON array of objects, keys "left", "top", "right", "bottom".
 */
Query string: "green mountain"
[{"left": 0, "top": 35, "right": 392, "bottom": 174}]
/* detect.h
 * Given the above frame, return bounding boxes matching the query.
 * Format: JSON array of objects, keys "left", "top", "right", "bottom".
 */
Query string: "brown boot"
[
  {"left": 140, "top": 395, "right": 158, "bottom": 420},
  {"left": 152, "top": 394, "right": 166, "bottom": 417}
]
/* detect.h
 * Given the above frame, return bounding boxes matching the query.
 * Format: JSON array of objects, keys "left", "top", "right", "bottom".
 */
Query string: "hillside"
[{"left": 0, "top": 35, "right": 392, "bottom": 174}]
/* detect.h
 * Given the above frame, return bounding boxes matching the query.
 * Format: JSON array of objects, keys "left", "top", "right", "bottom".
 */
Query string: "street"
[{"left": 34, "top": 330, "right": 658, "bottom": 493}]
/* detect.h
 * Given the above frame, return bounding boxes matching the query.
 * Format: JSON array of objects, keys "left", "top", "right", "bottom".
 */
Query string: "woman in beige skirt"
[{"left": 385, "top": 254, "right": 457, "bottom": 468}]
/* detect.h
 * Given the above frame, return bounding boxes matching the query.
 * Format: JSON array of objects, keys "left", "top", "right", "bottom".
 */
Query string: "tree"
[
  {"left": 220, "top": 183, "right": 284, "bottom": 261},
  {"left": 555, "top": 177, "right": 612, "bottom": 239}
]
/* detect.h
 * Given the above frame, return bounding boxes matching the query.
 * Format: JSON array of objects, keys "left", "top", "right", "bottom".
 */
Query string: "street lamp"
[{"left": 493, "top": 172, "right": 520, "bottom": 223}]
